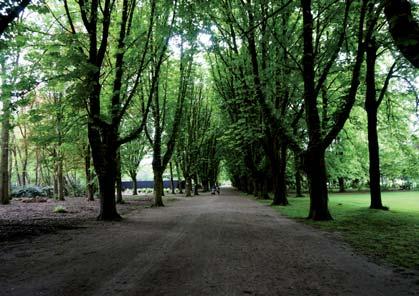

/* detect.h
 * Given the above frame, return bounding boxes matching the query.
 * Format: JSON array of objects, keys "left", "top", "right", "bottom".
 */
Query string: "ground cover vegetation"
[
  {"left": 0, "top": 0, "right": 417, "bottom": 234},
  {"left": 258, "top": 191, "right": 419, "bottom": 269}
]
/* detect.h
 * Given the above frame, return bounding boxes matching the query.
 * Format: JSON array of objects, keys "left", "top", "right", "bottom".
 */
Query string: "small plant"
[{"left": 53, "top": 206, "right": 68, "bottom": 213}]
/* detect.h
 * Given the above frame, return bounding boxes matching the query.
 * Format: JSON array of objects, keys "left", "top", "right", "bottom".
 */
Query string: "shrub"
[
  {"left": 10, "top": 185, "right": 52, "bottom": 198},
  {"left": 53, "top": 206, "right": 68, "bottom": 213}
]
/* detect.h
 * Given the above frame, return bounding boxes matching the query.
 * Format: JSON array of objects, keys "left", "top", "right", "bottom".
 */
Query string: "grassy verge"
[{"left": 258, "top": 191, "right": 419, "bottom": 269}]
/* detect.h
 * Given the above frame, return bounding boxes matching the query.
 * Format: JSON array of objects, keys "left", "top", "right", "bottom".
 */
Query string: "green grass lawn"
[{"left": 258, "top": 191, "right": 419, "bottom": 269}]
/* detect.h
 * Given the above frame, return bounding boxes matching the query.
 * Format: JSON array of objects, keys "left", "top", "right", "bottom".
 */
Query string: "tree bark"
[
  {"left": 169, "top": 161, "right": 175, "bottom": 194},
  {"left": 12, "top": 146, "right": 21, "bottom": 186},
  {"left": 116, "top": 150, "right": 123, "bottom": 204},
  {"left": 85, "top": 145, "right": 94, "bottom": 201},
  {"left": 301, "top": 0, "right": 333, "bottom": 220},
  {"left": 202, "top": 178, "right": 209, "bottom": 192},
  {"left": 384, "top": 0, "right": 419, "bottom": 68},
  {"left": 271, "top": 144, "right": 288, "bottom": 206},
  {"left": 185, "top": 176, "right": 192, "bottom": 197},
  {"left": 0, "top": 96, "right": 11, "bottom": 205},
  {"left": 89, "top": 124, "right": 121, "bottom": 220},
  {"left": 193, "top": 174, "right": 199, "bottom": 196},
  {"left": 130, "top": 171, "right": 138, "bottom": 195},
  {"left": 338, "top": 177, "right": 345, "bottom": 193},
  {"left": 365, "top": 38, "right": 386, "bottom": 210},
  {"left": 153, "top": 169, "right": 164, "bottom": 206},
  {"left": 305, "top": 148, "right": 332, "bottom": 220},
  {"left": 0, "top": 0, "right": 31, "bottom": 36},
  {"left": 57, "top": 156, "right": 65, "bottom": 200},
  {"left": 294, "top": 152, "right": 304, "bottom": 197}
]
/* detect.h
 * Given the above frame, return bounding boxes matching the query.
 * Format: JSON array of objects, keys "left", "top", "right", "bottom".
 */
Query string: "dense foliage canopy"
[{"left": 0, "top": 0, "right": 417, "bottom": 221}]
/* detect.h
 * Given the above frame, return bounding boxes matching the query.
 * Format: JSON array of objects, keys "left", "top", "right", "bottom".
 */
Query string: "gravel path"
[{"left": 0, "top": 188, "right": 417, "bottom": 296}]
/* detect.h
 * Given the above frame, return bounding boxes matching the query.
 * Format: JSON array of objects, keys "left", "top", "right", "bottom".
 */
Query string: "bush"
[
  {"left": 11, "top": 185, "right": 50, "bottom": 198},
  {"left": 53, "top": 206, "right": 68, "bottom": 213}
]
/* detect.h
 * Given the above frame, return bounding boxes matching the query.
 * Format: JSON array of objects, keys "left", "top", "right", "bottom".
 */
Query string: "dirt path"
[{"left": 0, "top": 188, "right": 417, "bottom": 296}]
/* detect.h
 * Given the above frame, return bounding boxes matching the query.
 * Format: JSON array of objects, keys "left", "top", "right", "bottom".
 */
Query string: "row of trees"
[
  {"left": 0, "top": 0, "right": 222, "bottom": 220},
  {"left": 0, "top": 0, "right": 418, "bottom": 222},
  {"left": 204, "top": 0, "right": 418, "bottom": 220}
]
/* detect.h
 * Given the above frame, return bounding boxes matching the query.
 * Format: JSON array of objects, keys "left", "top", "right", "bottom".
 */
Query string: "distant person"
[
  {"left": 216, "top": 184, "right": 220, "bottom": 195},
  {"left": 211, "top": 185, "right": 216, "bottom": 195}
]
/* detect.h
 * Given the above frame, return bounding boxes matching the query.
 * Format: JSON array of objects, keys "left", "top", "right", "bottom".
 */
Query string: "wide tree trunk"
[
  {"left": 0, "top": 97, "right": 10, "bottom": 205},
  {"left": 130, "top": 171, "right": 138, "bottom": 195},
  {"left": 202, "top": 178, "right": 209, "bottom": 192},
  {"left": 305, "top": 148, "right": 332, "bottom": 220},
  {"left": 185, "top": 176, "right": 192, "bottom": 197},
  {"left": 153, "top": 169, "right": 164, "bottom": 206},
  {"left": 301, "top": 0, "right": 334, "bottom": 220},
  {"left": 89, "top": 125, "right": 121, "bottom": 221},
  {"left": 97, "top": 167, "right": 120, "bottom": 220},
  {"left": 262, "top": 179, "right": 270, "bottom": 199}
]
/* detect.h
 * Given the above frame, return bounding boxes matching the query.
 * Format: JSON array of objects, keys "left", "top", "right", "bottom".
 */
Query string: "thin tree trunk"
[
  {"left": 272, "top": 143, "right": 288, "bottom": 205},
  {"left": 338, "top": 177, "right": 345, "bottom": 193},
  {"left": 365, "top": 38, "right": 385, "bottom": 209},
  {"left": 0, "top": 97, "right": 11, "bottom": 204},
  {"left": 12, "top": 146, "right": 21, "bottom": 186},
  {"left": 193, "top": 174, "right": 199, "bottom": 196},
  {"left": 130, "top": 171, "right": 138, "bottom": 195},
  {"left": 35, "top": 148, "right": 40, "bottom": 185},
  {"left": 169, "top": 161, "right": 175, "bottom": 194},
  {"left": 57, "top": 156, "right": 65, "bottom": 200},
  {"left": 175, "top": 160, "right": 183, "bottom": 193},
  {"left": 295, "top": 153, "right": 304, "bottom": 197},
  {"left": 85, "top": 145, "right": 94, "bottom": 201}
]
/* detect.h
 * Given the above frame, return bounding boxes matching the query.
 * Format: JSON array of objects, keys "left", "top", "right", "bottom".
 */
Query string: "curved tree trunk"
[{"left": 384, "top": 0, "right": 419, "bottom": 68}]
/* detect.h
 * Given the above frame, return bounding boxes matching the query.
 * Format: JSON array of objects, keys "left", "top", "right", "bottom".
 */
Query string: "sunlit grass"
[{"left": 258, "top": 191, "right": 419, "bottom": 269}]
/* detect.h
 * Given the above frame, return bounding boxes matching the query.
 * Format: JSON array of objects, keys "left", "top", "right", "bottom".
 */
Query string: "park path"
[{"left": 0, "top": 188, "right": 417, "bottom": 296}]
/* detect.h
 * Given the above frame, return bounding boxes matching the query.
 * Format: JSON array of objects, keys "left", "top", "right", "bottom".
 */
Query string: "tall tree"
[{"left": 62, "top": 0, "right": 162, "bottom": 220}]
